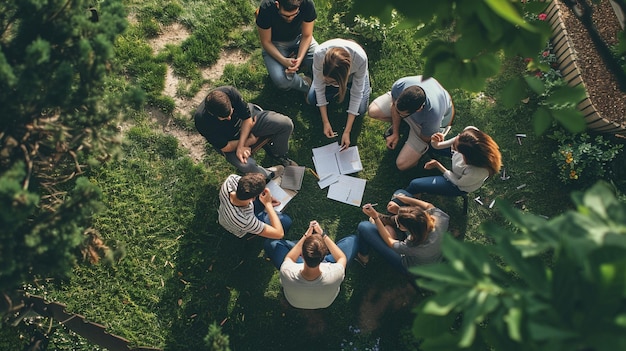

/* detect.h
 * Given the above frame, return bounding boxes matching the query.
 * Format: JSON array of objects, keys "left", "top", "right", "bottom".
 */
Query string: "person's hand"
[
  {"left": 430, "top": 132, "right": 445, "bottom": 148},
  {"left": 391, "top": 192, "right": 409, "bottom": 205},
  {"left": 340, "top": 131, "right": 351, "bottom": 151},
  {"left": 281, "top": 56, "right": 294, "bottom": 69},
  {"left": 385, "top": 133, "right": 399, "bottom": 150},
  {"left": 424, "top": 159, "right": 440, "bottom": 170},
  {"left": 236, "top": 146, "right": 251, "bottom": 164},
  {"left": 271, "top": 197, "right": 281, "bottom": 207},
  {"left": 286, "top": 57, "right": 301, "bottom": 74},
  {"left": 259, "top": 188, "right": 272, "bottom": 206},
  {"left": 386, "top": 200, "right": 400, "bottom": 214},
  {"left": 304, "top": 220, "right": 318, "bottom": 237},
  {"left": 323, "top": 122, "right": 336, "bottom": 138},
  {"left": 310, "top": 220, "right": 323, "bottom": 235},
  {"left": 362, "top": 203, "right": 378, "bottom": 218}
]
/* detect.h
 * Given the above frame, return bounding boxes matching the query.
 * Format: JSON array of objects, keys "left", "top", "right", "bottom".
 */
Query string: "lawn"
[{"left": 4, "top": 0, "right": 626, "bottom": 350}]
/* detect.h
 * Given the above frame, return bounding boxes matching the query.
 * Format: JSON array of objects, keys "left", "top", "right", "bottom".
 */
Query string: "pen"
[
  {"left": 308, "top": 168, "right": 320, "bottom": 180},
  {"left": 370, "top": 203, "right": 378, "bottom": 207}
]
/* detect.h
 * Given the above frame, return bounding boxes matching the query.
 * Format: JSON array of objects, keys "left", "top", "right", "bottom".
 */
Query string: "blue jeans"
[
  {"left": 262, "top": 35, "right": 318, "bottom": 93},
  {"left": 356, "top": 221, "right": 408, "bottom": 275},
  {"left": 405, "top": 176, "right": 466, "bottom": 196},
  {"left": 264, "top": 234, "right": 359, "bottom": 270},
  {"left": 306, "top": 77, "right": 371, "bottom": 116},
  {"left": 253, "top": 200, "right": 293, "bottom": 234}
]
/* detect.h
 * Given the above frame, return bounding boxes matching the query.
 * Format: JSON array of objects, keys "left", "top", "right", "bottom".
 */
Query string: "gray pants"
[{"left": 223, "top": 109, "right": 293, "bottom": 177}]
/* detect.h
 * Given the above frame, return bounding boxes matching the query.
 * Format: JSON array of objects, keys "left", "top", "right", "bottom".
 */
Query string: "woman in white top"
[
  {"left": 306, "top": 38, "right": 371, "bottom": 150},
  {"left": 405, "top": 126, "right": 502, "bottom": 196}
]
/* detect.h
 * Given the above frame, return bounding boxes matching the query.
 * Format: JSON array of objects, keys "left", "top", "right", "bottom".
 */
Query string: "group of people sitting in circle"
[{"left": 194, "top": 0, "right": 503, "bottom": 309}]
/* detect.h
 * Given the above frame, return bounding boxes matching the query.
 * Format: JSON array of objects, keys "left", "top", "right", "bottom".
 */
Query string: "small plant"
[
  {"left": 204, "top": 322, "right": 230, "bottom": 351},
  {"left": 340, "top": 325, "right": 381, "bottom": 351},
  {"left": 549, "top": 129, "right": 622, "bottom": 185}
]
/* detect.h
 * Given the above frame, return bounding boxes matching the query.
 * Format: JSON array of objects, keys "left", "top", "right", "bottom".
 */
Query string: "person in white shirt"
[
  {"left": 264, "top": 220, "right": 358, "bottom": 309},
  {"left": 306, "top": 38, "right": 371, "bottom": 150},
  {"left": 405, "top": 126, "right": 502, "bottom": 196}
]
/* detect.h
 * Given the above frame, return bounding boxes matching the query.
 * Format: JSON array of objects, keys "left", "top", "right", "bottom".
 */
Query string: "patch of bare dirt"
[
  {"left": 141, "top": 23, "right": 250, "bottom": 163},
  {"left": 559, "top": 0, "right": 626, "bottom": 126}
]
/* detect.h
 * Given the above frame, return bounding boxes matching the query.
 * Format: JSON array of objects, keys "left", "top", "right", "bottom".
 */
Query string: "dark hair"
[
  {"left": 396, "top": 207, "right": 434, "bottom": 246},
  {"left": 277, "top": 0, "right": 302, "bottom": 12},
  {"left": 302, "top": 235, "right": 327, "bottom": 268},
  {"left": 323, "top": 47, "right": 351, "bottom": 103},
  {"left": 396, "top": 85, "right": 426, "bottom": 113},
  {"left": 204, "top": 90, "right": 231, "bottom": 119},
  {"left": 455, "top": 128, "right": 502, "bottom": 176},
  {"left": 235, "top": 173, "right": 266, "bottom": 200}
]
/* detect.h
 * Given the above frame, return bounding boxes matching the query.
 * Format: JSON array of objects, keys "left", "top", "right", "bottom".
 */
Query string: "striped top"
[{"left": 218, "top": 174, "right": 265, "bottom": 238}]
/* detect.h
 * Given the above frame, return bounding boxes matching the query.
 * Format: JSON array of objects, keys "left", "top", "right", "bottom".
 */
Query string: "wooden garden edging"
[{"left": 545, "top": 0, "right": 626, "bottom": 136}]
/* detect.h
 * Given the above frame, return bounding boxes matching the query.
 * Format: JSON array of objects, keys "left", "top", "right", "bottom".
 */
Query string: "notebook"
[{"left": 280, "top": 166, "right": 306, "bottom": 191}]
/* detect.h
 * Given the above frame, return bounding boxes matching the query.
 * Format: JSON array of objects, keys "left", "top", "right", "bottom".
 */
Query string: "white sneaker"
[{"left": 266, "top": 165, "right": 284, "bottom": 180}]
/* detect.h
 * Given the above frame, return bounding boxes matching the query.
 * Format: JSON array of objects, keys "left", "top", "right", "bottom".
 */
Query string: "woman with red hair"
[{"left": 406, "top": 126, "right": 502, "bottom": 196}]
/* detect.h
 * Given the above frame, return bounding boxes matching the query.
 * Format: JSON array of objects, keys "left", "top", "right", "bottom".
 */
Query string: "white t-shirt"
[{"left": 279, "top": 259, "right": 345, "bottom": 309}]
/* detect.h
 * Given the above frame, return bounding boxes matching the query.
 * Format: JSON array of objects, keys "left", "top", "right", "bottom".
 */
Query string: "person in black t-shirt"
[
  {"left": 194, "top": 86, "right": 296, "bottom": 178},
  {"left": 256, "top": 0, "right": 317, "bottom": 93}
]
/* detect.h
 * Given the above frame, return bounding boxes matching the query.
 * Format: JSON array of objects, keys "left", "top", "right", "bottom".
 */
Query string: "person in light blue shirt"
[{"left": 368, "top": 75, "right": 454, "bottom": 170}]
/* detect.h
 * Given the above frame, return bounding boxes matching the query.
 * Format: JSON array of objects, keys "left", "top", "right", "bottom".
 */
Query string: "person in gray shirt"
[{"left": 355, "top": 190, "right": 450, "bottom": 275}]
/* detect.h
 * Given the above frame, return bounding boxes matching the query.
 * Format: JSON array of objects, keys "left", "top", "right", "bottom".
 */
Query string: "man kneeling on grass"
[
  {"left": 264, "top": 220, "right": 358, "bottom": 309},
  {"left": 218, "top": 173, "right": 292, "bottom": 239}
]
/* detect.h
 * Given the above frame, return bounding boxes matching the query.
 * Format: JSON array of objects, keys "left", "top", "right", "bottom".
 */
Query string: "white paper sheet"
[{"left": 327, "top": 175, "right": 366, "bottom": 207}]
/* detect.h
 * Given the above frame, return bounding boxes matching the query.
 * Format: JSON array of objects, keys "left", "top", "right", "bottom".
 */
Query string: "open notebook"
[{"left": 312, "top": 142, "right": 363, "bottom": 178}]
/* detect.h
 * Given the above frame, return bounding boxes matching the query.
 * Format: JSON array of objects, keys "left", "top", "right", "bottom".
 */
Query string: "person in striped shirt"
[{"left": 218, "top": 173, "right": 292, "bottom": 239}]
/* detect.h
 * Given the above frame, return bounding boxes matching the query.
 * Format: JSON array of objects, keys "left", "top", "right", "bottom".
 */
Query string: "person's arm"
[
  {"left": 219, "top": 133, "right": 258, "bottom": 154},
  {"left": 258, "top": 188, "right": 285, "bottom": 239},
  {"left": 257, "top": 27, "right": 293, "bottom": 69},
  {"left": 424, "top": 159, "right": 448, "bottom": 173},
  {"left": 319, "top": 104, "right": 335, "bottom": 138},
  {"left": 392, "top": 193, "right": 435, "bottom": 211},
  {"left": 386, "top": 99, "right": 402, "bottom": 150},
  {"left": 285, "top": 222, "right": 316, "bottom": 262},
  {"left": 235, "top": 117, "right": 255, "bottom": 163},
  {"left": 287, "top": 21, "right": 315, "bottom": 74},
  {"left": 340, "top": 113, "right": 356, "bottom": 150},
  {"left": 430, "top": 133, "right": 456, "bottom": 150},
  {"left": 311, "top": 222, "right": 347, "bottom": 268},
  {"left": 362, "top": 204, "right": 399, "bottom": 248}
]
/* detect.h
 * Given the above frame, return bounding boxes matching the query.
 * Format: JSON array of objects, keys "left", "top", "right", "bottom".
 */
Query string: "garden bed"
[{"left": 547, "top": 0, "right": 626, "bottom": 135}]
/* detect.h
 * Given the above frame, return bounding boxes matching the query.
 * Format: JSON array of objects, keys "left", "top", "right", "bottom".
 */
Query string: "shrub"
[
  {"left": 204, "top": 322, "right": 230, "bottom": 351},
  {"left": 549, "top": 129, "right": 623, "bottom": 185}
]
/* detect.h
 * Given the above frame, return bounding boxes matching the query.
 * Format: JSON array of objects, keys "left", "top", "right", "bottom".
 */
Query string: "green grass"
[{"left": 5, "top": 0, "right": 626, "bottom": 350}]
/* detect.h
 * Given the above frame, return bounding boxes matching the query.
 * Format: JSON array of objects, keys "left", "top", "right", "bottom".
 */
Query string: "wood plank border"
[{"left": 549, "top": 0, "right": 626, "bottom": 135}]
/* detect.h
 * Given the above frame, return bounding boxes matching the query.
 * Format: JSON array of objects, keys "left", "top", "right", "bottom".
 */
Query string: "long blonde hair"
[{"left": 323, "top": 47, "right": 351, "bottom": 103}]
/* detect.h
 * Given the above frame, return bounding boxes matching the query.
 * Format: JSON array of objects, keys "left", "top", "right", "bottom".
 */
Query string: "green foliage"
[
  {"left": 0, "top": 164, "right": 104, "bottom": 289},
  {"left": 0, "top": 0, "right": 139, "bottom": 291},
  {"left": 349, "top": 0, "right": 551, "bottom": 92},
  {"left": 549, "top": 129, "right": 623, "bottom": 186},
  {"left": 411, "top": 182, "right": 626, "bottom": 351},
  {"left": 204, "top": 322, "right": 231, "bottom": 351}
]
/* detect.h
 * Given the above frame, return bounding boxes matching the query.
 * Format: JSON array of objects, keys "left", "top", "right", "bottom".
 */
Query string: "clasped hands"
[{"left": 304, "top": 220, "right": 324, "bottom": 237}]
